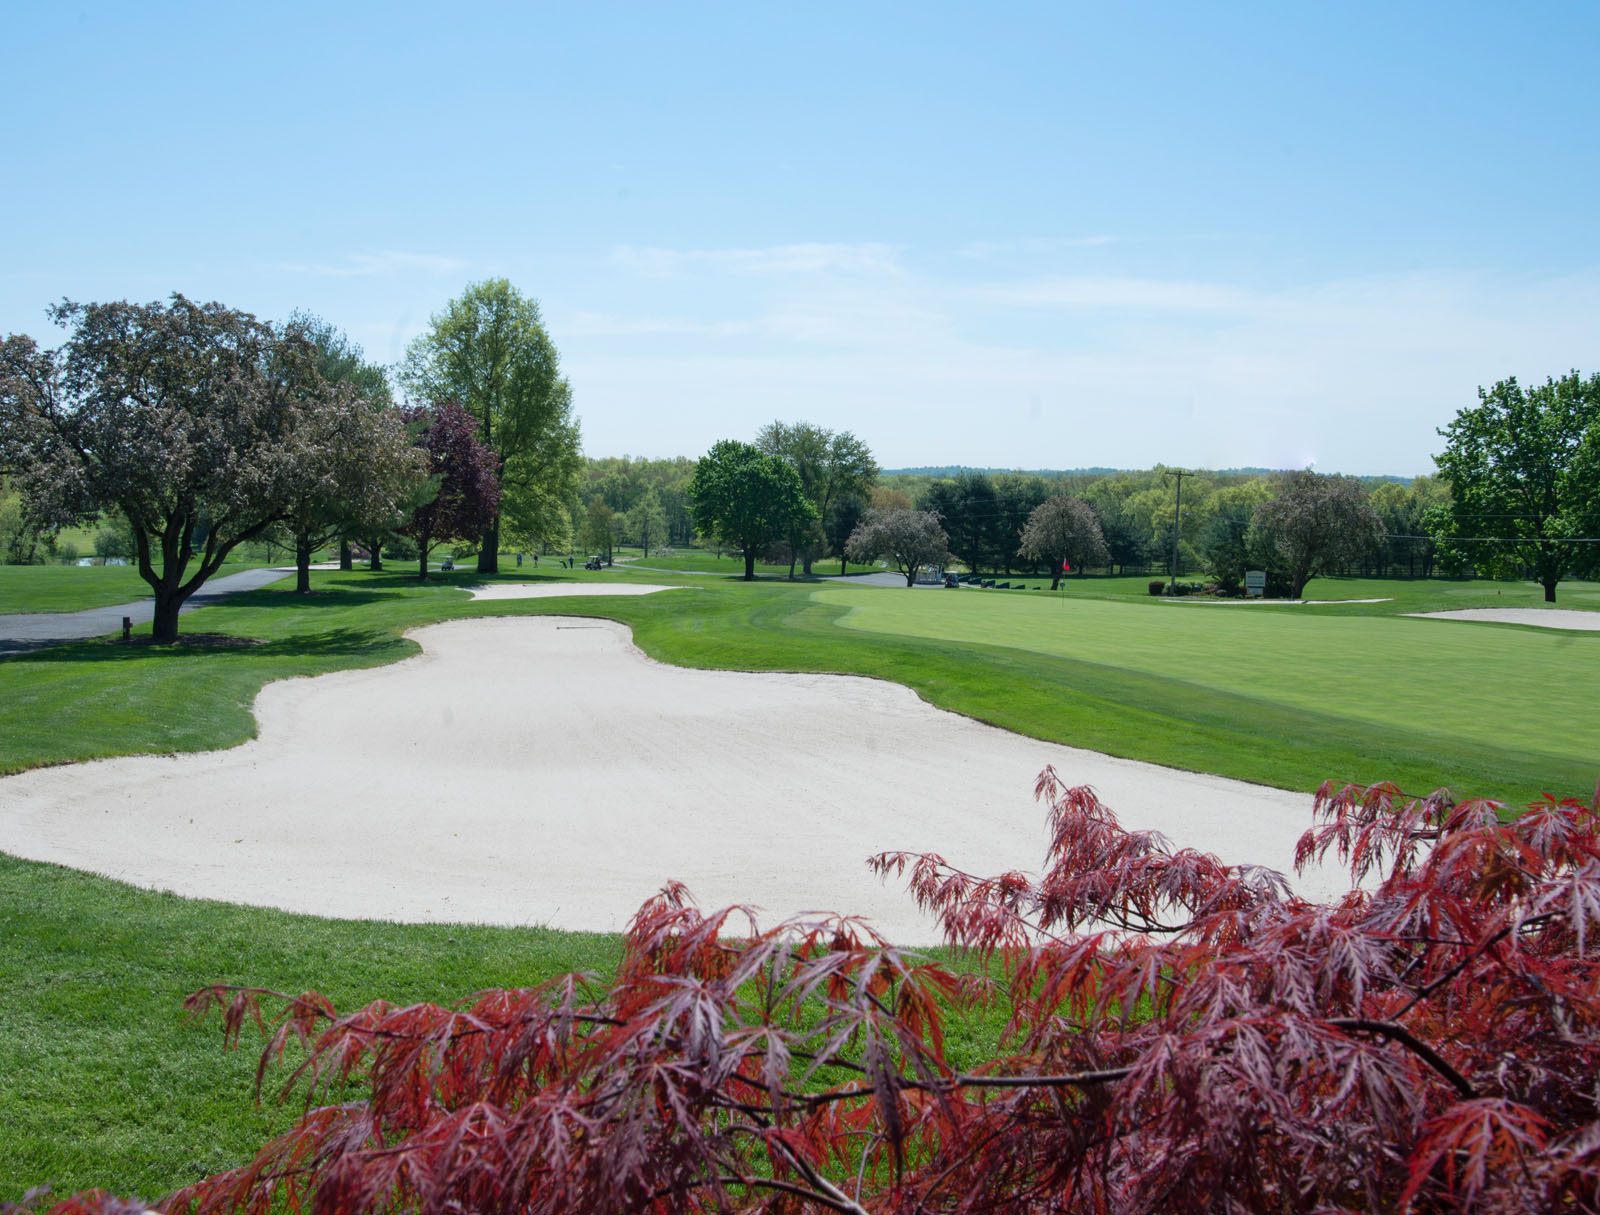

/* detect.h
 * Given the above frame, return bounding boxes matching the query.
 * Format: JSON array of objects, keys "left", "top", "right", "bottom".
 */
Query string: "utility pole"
[{"left": 1168, "top": 469, "right": 1190, "bottom": 596}]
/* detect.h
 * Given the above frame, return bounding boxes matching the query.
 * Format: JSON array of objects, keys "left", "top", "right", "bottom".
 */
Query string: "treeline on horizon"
[
  {"left": 883, "top": 464, "right": 1415, "bottom": 484},
  {"left": 571, "top": 453, "right": 1452, "bottom": 584},
  {"left": 5, "top": 277, "right": 1592, "bottom": 618}
]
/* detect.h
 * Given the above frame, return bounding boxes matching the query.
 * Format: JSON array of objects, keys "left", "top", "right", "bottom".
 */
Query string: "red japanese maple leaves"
[{"left": 31, "top": 769, "right": 1600, "bottom": 1213}]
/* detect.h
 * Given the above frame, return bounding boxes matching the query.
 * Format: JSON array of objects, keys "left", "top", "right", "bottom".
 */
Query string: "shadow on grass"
[
  {"left": 318, "top": 571, "right": 500, "bottom": 592},
  {"left": 197, "top": 586, "right": 397, "bottom": 611},
  {"left": 1, "top": 627, "right": 404, "bottom": 667}
]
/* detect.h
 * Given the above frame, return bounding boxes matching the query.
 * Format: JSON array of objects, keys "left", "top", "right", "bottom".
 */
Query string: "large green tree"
[
  {"left": 579, "top": 496, "right": 618, "bottom": 564},
  {"left": 0, "top": 476, "right": 49, "bottom": 564},
  {"left": 755, "top": 421, "right": 878, "bottom": 575},
  {"left": 993, "top": 475, "right": 1051, "bottom": 575},
  {"left": 278, "top": 381, "right": 425, "bottom": 593},
  {"left": 1432, "top": 372, "right": 1600, "bottom": 603},
  {"left": 290, "top": 311, "right": 399, "bottom": 572},
  {"left": 278, "top": 315, "right": 422, "bottom": 591},
  {"left": 689, "top": 440, "right": 816, "bottom": 580},
  {"left": 1368, "top": 476, "right": 1450, "bottom": 578},
  {"left": 294, "top": 309, "right": 393, "bottom": 408},
  {"left": 0, "top": 296, "right": 333, "bottom": 642},
  {"left": 1251, "top": 470, "right": 1384, "bottom": 600},
  {"left": 822, "top": 493, "right": 869, "bottom": 574},
  {"left": 1197, "top": 481, "right": 1278, "bottom": 594},
  {"left": 626, "top": 486, "right": 668, "bottom": 558},
  {"left": 918, "top": 473, "right": 1001, "bottom": 574},
  {"left": 401, "top": 279, "right": 582, "bottom": 573}
]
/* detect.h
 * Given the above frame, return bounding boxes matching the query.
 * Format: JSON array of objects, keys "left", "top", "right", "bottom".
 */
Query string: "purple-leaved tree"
[{"left": 401, "top": 402, "right": 501, "bottom": 580}]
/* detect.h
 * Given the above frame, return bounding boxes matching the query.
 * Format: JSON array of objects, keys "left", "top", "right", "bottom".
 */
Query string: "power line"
[{"left": 1401, "top": 538, "right": 1600, "bottom": 546}]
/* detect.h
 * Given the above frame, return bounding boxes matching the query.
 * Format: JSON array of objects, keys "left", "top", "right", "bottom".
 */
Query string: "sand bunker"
[
  {"left": 1166, "top": 598, "right": 1393, "bottom": 606},
  {"left": 1405, "top": 608, "right": 1600, "bottom": 631},
  {"left": 467, "top": 583, "right": 688, "bottom": 601},
  {"left": 0, "top": 617, "right": 1347, "bottom": 942}
]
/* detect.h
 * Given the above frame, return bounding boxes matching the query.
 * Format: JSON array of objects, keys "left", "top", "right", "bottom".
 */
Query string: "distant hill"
[
  {"left": 885, "top": 466, "right": 1415, "bottom": 484},
  {"left": 882, "top": 466, "right": 1126, "bottom": 478}
]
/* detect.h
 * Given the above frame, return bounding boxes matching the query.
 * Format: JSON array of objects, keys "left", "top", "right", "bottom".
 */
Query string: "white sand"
[
  {"left": 1404, "top": 607, "right": 1600, "bottom": 631},
  {"left": 467, "top": 583, "right": 689, "bottom": 601},
  {"left": 0, "top": 614, "right": 1348, "bottom": 942}
]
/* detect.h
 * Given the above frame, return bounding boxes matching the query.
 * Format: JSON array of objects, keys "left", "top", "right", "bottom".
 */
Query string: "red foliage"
[
  {"left": 29, "top": 772, "right": 1600, "bottom": 1213},
  {"left": 400, "top": 401, "right": 500, "bottom": 576}
]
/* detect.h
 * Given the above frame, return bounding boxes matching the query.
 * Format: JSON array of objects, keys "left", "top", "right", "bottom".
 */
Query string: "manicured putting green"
[{"left": 813, "top": 586, "right": 1597, "bottom": 776}]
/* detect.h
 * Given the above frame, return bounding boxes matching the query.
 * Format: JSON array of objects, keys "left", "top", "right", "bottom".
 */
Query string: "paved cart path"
[{"left": 0, "top": 566, "right": 298, "bottom": 656}]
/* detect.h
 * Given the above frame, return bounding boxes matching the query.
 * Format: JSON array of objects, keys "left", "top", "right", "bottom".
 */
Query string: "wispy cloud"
[
  {"left": 563, "top": 311, "right": 759, "bottom": 338},
  {"left": 974, "top": 275, "right": 1254, "bottom": 313},
  {"left": 563, "top": 262, "right": 1600, "bottom": 475},
  {"left": 265, "top": 250, "right": 465, "bottom": 277},
  {"left": 959, "top": 235, "right": 1122, "bottom": 258},
  {"left": 609, "top": 242, "right": 902, "bottom": 277}
]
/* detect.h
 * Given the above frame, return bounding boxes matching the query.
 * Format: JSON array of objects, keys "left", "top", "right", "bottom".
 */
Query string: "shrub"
[
  {"left": 1147, "top": 579, "right": 1166, "bottom": 595},
  {"left": 26, "top": 771, "right": 1600, "bottom": 1213},
  {"left": 92, "top": 529, "right": 127, "bottom": 559}
]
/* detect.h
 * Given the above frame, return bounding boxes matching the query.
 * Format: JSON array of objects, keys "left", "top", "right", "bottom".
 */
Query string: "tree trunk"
[
  {"left": 478, "top": 517, "right": 499, "bottom": 574},
  {"left": 366, "top": 538, "right": 383, "bottom": 571},
  {"left": 1050, "top": 570, "right": 1062, "bottom": 590},
  {"left": 151, "top": 585, "right": 186, "bottom": 644},
  {"left": 418, "top": 535, "right": 431, "bottom": 581},
  {"left": 840, "top": 554, "right": 848, "bottom": 575},
  {"left": 788, "top": 553, "right": 798, "bottom": 580},
  {"left": 903, "top": 567, "right": 917, "bottom": 586},
  {"left": 743, "top": 550, "right": 756, "bottom": 580},
  {"left": 339, "top": 540, "right": 353, "bottom": 571},
  {"left": 1544, "top": 578, "right": 1558, "bottom": 603},
  {"left": 295, "top": 535, "right": 313, "bottom": 594}
]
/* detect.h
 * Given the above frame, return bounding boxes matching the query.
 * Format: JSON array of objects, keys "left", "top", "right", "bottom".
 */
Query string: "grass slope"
[{"left": 0, "top": 853, "right": 620, "bottom": 1201}]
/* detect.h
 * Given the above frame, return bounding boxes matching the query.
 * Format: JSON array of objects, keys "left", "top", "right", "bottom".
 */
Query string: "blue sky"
[{"left": 4, "top": 2, "right": 1597, "bottom": 475}]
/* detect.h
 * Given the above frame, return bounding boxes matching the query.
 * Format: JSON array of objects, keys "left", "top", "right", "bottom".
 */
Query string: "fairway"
[{"left": 814, "top": 585, "right": 1598, "bottom": 781}]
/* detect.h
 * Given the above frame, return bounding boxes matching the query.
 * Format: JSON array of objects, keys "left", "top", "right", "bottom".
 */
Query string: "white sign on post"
[{"left": 1244, "top": 570, "right": 1266, "bottom": 597}]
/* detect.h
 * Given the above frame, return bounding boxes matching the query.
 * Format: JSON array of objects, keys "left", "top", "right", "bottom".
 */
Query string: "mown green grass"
[
  {"left": 949, "top": 570, "right": 1600, "bottom": 610},
  {"left": 614, "top": 545, "right": 876, "bottom": 578},
  {"left": 0, "top": 853, "right": 623, "bottom": 1201},
  {"left": 0, "top": 848, "right": 1004, "bottom": 1202},
  {"left": 3, "top": 565, "right": 1596, "bottom": 1197},
  {"left": 0, "top": 560, "right": 273, "bottom": 615},
  {"left": 813, "top": 583, "right": 1597, "bottom": 788}
]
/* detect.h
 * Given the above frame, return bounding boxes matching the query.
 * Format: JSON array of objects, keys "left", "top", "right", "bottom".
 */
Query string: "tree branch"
[
  {"left": 718, "top": 1174, "right": 866, "bottom": 1214},
  {"left": 1328, "top": 1018, "right": 1476, "bottom": 1098}
]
